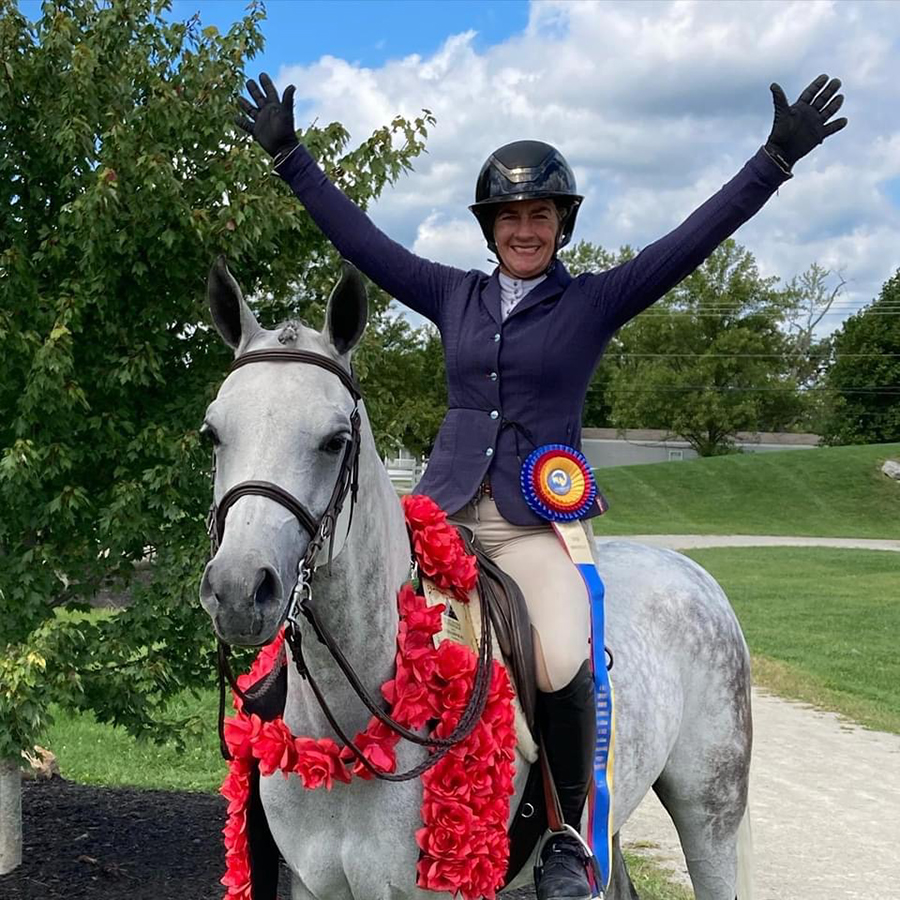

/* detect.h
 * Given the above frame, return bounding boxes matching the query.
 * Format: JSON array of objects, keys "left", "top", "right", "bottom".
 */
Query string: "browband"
[{"left": 230, "top": 349, "right": 362, "bottom": 401}]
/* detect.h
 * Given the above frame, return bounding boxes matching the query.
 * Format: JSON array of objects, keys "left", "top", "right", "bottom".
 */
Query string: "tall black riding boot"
[{"left": 535, "top": 660, "right": 598, "bottom": 900}]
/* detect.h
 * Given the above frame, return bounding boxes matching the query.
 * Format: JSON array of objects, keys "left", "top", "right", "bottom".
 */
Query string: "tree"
[
  {"left": 782, "top": 262, "right": 847, "bottom": 387},
  {"left": 606, "top": 239, "right": 803, "bottom": 456},
  {"left": 352, "top": 283, "right": 447, "bottom": 459},
  {"left": 0, "top": 0, "right": 433, "bottom": 871},
  {"left": 820, "top": 270, "right": 900, "bottom": 446}
]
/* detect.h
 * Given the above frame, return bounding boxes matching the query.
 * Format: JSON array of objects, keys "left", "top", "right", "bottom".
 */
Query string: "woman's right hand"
[{"left": 235, "top": 72, "right": 299, "bottom": 160}]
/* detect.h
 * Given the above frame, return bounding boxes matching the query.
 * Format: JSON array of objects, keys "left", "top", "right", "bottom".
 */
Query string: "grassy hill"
[{"left": 592, "top": 442, "right": 900, "bottom": 538}]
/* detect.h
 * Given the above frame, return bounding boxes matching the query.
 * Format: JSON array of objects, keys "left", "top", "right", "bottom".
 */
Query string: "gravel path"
[
  {"left": 597, "top": 534, "right": 900, "bottom": 552},
  {"left": 622, "top": 688, "right": 900, "bottom": 899}
]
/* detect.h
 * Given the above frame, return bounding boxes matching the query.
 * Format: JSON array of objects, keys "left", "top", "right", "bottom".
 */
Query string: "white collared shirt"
[{"left": 499, "top": 271, "right": 547, "bottom": 321}]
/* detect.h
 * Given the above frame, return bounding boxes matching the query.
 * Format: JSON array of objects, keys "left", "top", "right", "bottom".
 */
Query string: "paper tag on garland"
[
  {"left": 423, "top": 580, "right": 476, "bottom": 650},
  {"left": 521, "top": 445, "right": 615, "bottom": 890}
]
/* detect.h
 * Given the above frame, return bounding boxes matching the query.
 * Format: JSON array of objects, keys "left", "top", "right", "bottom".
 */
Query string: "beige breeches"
[{"left": 449, "top": 496, "right": 590, "bottom": 692}]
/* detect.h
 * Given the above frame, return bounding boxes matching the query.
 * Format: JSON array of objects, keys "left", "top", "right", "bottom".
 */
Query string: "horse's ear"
[
  {"left": 207, "top": 256, "right": 261, "bottom": 352},
  {"left": 324, "top": 262, "right": 368, "bottom": 356}
]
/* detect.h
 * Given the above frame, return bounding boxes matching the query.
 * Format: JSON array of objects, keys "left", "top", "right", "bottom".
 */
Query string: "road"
[{"left": 597, "top": 534, "right": 900, "bottom": 552}]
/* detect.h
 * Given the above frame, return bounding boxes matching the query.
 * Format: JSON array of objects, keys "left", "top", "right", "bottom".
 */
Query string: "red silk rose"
[
  {"left": 253, "top": 719, "right": 297, "bottom": 777},
  {"left": 422, "top": 757, "right": 473, "bottom": 804},
  {"left": 422, "top": 799, "right": 476, "bottom": 835},
  {"left": 292, "top": 738, "right": 351, "bottom": 790},
  {"left": 402, "top": 494, "right": 478, "bottom": 601},
  {"left": 340, "top": 717, "right": 399, "bottom": 779}
]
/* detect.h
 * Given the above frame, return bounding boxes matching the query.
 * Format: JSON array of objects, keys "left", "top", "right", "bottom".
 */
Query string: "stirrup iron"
[{"left": 533, "top": 824, "right": 605, "bottom": 900}]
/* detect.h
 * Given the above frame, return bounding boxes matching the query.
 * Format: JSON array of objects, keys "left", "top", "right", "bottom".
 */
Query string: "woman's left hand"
[{"left": 765, "top": 74, "right": 847, "bottom": 168}]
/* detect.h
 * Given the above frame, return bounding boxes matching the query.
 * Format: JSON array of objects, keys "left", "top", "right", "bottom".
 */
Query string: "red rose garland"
[{"left": 220, "top": 495, "right": 515, "bottom": 900}]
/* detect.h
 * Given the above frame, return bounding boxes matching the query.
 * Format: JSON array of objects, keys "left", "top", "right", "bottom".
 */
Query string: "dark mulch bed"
[
  {"left": 2, "top": 778, "right": 537, "bottom": 900},
  {"left": 0, "top": 778, "right": 262, "bottom": 900}
]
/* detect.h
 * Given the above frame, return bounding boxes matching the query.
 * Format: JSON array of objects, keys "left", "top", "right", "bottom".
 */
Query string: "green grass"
[
  {"left": 685, "top": 547, "right": 900, "bottom": 734},
  {"left": 623, "top": 851, "right": 693, "bottom": 900},
  {"left": 44, "top": 689, "right": 224, "bottom": 793},
  {"left": 592, "top": 442, "right": 900, "bottom": 538}
]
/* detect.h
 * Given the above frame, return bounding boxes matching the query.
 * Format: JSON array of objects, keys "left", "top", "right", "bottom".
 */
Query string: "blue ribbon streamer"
[{"left": 577, "top": 558, "right": 613, "bottom": 890}]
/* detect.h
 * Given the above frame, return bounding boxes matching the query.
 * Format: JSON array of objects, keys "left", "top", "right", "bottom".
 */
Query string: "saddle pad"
[{"left": 423, "top": 577, "right": 539, "bottom": 764}]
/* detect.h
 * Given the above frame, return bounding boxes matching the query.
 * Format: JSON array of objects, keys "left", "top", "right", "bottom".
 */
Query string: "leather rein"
[{"left": 209, "top": 348, "right": 493, "bottom": 782}]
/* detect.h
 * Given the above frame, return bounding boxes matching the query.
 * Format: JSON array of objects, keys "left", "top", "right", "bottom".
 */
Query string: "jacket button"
[
  {"left": 489, "top": 371, "right": 498, "bottom": 381},
  {"left": 485, "top": 448, "right": 494, "bottom": 457},
  {"left": 493, "top": 333, "right": 500, "bottom": 342},
  {"left": 490, "top": 410, "right": 499, "bottom": 420}
]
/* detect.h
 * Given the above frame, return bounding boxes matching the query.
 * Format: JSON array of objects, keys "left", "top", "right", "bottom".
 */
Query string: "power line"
[
  {"left": 637, "top": 310, "right": 900, "bottom": 317},
  {"left": 612, "top": 353, "right": 900, "bottom": 359},
  {"left": 602, "top": 386, "right": 900, "bottom": 394}
]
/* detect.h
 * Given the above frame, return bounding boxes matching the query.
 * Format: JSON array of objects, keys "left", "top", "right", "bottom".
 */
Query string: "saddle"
[
  {"left": 234, "top": 529, "right": 549, "bottom": 899},
  {"left": 458, "top": 529, "right": 537, "bottom": 734}
]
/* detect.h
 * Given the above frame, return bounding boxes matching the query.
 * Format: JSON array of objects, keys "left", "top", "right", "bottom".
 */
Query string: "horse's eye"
[
  {"left": 200, "top": 423, "right": 220, "bottom": 446},
  {"left": 321, "top": 433, "right": 349, "bottom": 455}
]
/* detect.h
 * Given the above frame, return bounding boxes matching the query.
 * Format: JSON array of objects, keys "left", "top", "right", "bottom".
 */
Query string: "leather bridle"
[
  {"left": 208, "top": 347, "right": 493, "bottom": 782},
  {"left": 207, "top": 349, "right": 364, "bottom": 600}
]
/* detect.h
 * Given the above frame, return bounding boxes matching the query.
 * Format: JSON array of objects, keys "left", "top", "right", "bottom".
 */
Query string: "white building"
[{"left": 581, "top": 428, "right": 821, "bottom": 468}]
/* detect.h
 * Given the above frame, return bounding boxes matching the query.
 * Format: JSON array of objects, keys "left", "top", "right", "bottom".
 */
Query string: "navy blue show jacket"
[{"left": 277, "top": 146, "right": 791, "bottom": 525}]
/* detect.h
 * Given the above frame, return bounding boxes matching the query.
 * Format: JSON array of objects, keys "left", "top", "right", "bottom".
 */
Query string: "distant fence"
[{"left": 384, "top": 456, "right": 427, "bottom": 493}]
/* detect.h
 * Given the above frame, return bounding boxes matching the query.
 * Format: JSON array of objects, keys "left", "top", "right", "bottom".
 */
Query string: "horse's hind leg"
[
  {"left": 653, "top": 655, "right": 752, "bottom": 900},
  {"left": 652, "top": 725, "right": 752, "bottom": 900}
]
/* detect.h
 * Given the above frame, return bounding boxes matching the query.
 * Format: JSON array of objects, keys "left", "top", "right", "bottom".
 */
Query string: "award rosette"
[{"left": 520, "top": 443, "right": 603, "bottom": 521}]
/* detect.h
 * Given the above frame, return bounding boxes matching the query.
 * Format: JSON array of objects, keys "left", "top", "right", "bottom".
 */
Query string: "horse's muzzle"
[{"left": 200, "top": 556, "right": 286, "bottom": 646}]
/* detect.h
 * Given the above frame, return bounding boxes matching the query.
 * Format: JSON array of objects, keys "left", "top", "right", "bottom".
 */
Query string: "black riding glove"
[
  {"left": 235, "top": 72, "right": 299, "bottom": 162},
  {"left": 765, "top": 74, "right": 847, "bottom": 170}
]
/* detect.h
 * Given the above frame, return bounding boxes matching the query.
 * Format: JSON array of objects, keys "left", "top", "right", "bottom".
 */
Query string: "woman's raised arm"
[
  {"left": 236, "top": 73, "right": 466, "bottom": 326},
  {"left": 586, "top": 75, "right": 847, "bottom": 333}
]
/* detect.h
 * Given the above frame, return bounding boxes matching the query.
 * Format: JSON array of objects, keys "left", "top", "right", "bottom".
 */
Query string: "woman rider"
[{"left": 235, "top": 73, "right": 846, "bottom": 900}]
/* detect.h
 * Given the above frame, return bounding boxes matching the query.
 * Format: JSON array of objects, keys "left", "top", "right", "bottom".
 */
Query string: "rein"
[{"left": 208, "top": 347, "right": 492, "bottom": 781}]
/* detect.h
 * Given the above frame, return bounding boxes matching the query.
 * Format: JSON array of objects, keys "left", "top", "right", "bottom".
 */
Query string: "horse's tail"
[{"left": 736, "top": 806, "right": 754, "bottom": 900}]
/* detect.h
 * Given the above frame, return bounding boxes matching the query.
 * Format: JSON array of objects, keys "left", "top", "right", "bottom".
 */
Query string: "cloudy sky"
[{"left": 134, "top": 1, "right": 900, "bottom": 326}]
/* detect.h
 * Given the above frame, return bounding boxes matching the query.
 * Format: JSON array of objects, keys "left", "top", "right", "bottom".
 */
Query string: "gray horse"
[{"left": 199, "top": 259, "right": 753, "bottom": 900}]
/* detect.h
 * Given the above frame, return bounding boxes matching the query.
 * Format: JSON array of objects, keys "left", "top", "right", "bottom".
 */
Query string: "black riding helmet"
[{"left": 469, "top": 140, "right": 583, "bottom": 253}]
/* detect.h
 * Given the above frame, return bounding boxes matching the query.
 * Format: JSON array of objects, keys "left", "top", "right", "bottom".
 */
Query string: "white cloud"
[
  {"left": 411, "top": 212, "right": 492, "bottom": 273},
  {"left": 277, "top": 0, "right": 900, "bottom": 330}
]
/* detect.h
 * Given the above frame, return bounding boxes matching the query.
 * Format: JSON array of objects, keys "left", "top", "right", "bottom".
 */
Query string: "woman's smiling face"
[{"left": 493, "top": 199, "right": 560, "bottom": 279}]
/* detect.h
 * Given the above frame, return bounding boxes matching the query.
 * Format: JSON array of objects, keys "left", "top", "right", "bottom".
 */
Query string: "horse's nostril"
[{"left": 254, "top": 568, "right": 278, "bottom": 608}]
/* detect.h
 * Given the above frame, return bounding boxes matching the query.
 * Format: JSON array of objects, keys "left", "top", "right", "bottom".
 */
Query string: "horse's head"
[{"left": 199, "top": 257, "right": 368, "bottom": 646}]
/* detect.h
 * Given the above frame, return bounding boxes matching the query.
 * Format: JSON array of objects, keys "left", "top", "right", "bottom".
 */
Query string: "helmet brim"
[{"left": 469, "top": 192, "right": 583, "bottom": 213}]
